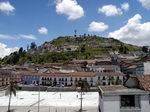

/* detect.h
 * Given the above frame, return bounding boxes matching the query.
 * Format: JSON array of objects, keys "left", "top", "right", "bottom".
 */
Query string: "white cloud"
[
  {"left": 139, "top": 0, "right": 150, "bottom": 10},
  {"left": 0, "top": 1, "right": 15, "bottom": 15},
  {"left": 88, "top": 21, "right": 109, "bottom": 32},
  {"left": 121, "top": 2, "right": 129, "bottom": 11},
  {"left": 19, "top": 34, "right": 37, "bottom": 40},
  {"left": 0, "top": 42, "right": 18, "bottom": 58},
  {"left": 38, "top": 27, "right": 48, "bottom": 35},
  {"left": 0, "top": 34, "right": 16, "bottom": 39},
  {"left": 0, "top": 34, "right": 37, "bottom": 40},
  {"left": 55, "top": 0, "right": 84, "bottom": 20},
  {"left": 108, "top": 14, "right": 150, "bottom": 46},
  {"left": 98, "top": 5, "right": 123, "bottom": 16}
]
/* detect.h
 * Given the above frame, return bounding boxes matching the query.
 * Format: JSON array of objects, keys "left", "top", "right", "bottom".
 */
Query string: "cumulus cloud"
[
  {"left": 0, "top": 1, "right": 15, "bottom": 15},
  {"left": 108, "top": 14, "right": 150, "bottom": 46},
  {"left": 98, "top": 3, "right": 129, "bottom": 16},
  {"left": 98, "top": 5, "right": 123, "bottom": 16},
  {"left": 88, "top": 21, "right": 109, "bottom": 32},
  {"left": 121, "top": 2, "right": 129, "bottom": 11},
  {"left": 19, "top": 34, "right": 37, "bottom": 40},
  {"left": 55, "top": 0, "right": 84, "bottom": 20},
  {"left": 38, "top": 27, "right": 48, "bottom": 35},
  {"left": 139, "top": 0, "right": 150, "bottom": 10},
  {"left": 0, "top": 42, "right": 18, "bottom": 58}
]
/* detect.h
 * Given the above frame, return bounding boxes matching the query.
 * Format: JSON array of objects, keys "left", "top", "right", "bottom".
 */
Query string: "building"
[
  {"left": 98, "top": 85, "right": 150, "bottom": 112},
  {"left": 0, "top": 69, "right": 21, "bottom": 87},
  {"left": 96, "top": 72, "right": 125, "bottom": 86},
  {"left": 121, "top": 62, "right": 150, "bottom": 76},
  {"left": 40, "top": 71, "right": 96, "bottom": 87}
]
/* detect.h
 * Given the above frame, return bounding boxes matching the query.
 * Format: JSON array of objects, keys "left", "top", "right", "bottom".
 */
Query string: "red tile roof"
[{"left": 137, "top": 75, "right": 150, "bottom": 91}]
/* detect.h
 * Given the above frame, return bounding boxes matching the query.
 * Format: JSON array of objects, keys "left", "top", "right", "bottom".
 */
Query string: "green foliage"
[{"left": 1, "top": 35, "right": 142, "bottom": 64}]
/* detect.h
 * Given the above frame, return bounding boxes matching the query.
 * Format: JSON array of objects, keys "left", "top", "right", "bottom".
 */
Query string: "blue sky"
[{"left": 0, "top": 0, "right": 150, "bottom": 58}]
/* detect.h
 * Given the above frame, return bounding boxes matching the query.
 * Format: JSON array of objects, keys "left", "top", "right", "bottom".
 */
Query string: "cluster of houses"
[
  {"left": 0, "top": 57, "right": 126, "bottom": 87},
  {"left": 28, "top": 36, "right": 126, "bottom": 54},
  {"left": 0, "top": 54, "right": 150, "bottom": 112},
  {"left": 0, "top": 55, "right": 150, "bottom": 88}
]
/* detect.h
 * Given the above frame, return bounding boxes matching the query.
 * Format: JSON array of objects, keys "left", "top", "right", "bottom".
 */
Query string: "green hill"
[{"left": 1, "top": 35, "right": 141, "bottom": 64}]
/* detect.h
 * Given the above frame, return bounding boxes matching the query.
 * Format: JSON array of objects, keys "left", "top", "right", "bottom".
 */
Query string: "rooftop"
[
  {"left": 96, "top": 72, "right": 125, "bottom": 76},
  {"left": 98, "top": 85, "right": 149, "bottom": 96},
  {"left": 137, "top": 75, "right": 150, "bottom": 91}
]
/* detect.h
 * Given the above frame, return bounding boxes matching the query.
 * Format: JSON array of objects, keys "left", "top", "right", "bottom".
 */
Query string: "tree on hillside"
[
  {"left": 142, "top": 46, "right": 149, "bottom": 53},
  {"left": 30, "top": 42, "right": 37, "bottom": 49},
  {"left": 80, "top": 45, "right": 86, "bottom": 53},
  {"left": 18, "top": 47, "right": 23, "bottom": 55}
]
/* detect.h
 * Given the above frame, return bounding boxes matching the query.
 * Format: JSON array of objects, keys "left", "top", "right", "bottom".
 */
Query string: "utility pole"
[
  {"left": 80, "top": 91, "right": 83, "bottom": 112},
  {"left": 38, "top": 79, "right": 40, "bottom": 112}
]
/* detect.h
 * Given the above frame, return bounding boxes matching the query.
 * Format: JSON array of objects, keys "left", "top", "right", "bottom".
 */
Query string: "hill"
[{"left": 1, "top": 35, "right": 141, "bottom": 64}]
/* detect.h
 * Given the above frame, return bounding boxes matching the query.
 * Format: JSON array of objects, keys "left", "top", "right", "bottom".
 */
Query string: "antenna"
[{"left": 74, "top": 29, "right": 77, "bottom": 37}]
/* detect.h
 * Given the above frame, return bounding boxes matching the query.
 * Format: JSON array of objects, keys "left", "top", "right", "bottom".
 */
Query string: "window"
[
  {"left": 117, "top": 76, "right": 119, "bottom": 80},
  {"left": 65, "top": 78, "right": 67, "bottom": 81},
  {"left": 102, "top": 77, "right": 105, "bottom": 80},
  {"left": 70, "top": 77, "right": 73, "bottom": 81},
  {"left": 120, "top": 95, "right": 140, "bottom": 108},
  {"left": 75, "top": 78, "right": 77, "bottom": 81},
  {"left": 90, "top": 78, "right": 93, "bottom": 82},
  {"left": 103, "top": 82, "right": 106, "bottom": 85}
]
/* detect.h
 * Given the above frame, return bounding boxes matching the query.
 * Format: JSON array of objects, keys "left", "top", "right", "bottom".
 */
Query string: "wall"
[
  {"left": 144, "top": 62, "right": 150, "bottom": 74},
  {"left": 141, "top": 94, "right": 150, "bottom": 112},
  {"left": 101, "top": 94, "right": 150, "bottom": 112},
  {"left": 103, "top": 95, "right": 120, "bottom": 112}
]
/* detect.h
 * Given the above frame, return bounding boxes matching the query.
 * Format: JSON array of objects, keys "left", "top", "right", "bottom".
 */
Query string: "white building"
[
  {"left": 144, "top": 62, "right": 150, "bottom": 74},
  {"left": 96, "top": 72, "right": 125, "bottom": 86},
  {"left": 98, "top": 85, "right": 150, "bottom": 112}
]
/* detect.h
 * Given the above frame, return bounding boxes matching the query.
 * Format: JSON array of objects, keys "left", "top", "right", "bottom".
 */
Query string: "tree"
[
  {"left": 30, "top": 42, "right": 37, "bottom": 49},
  {"left": 5, "top": 80, "right": 17, "bottom": 112},
  {"left": 119, "top": 44, "right": 124, "bottom": 53},
  {"left": 27, "top": 44, "right": 29, "bottom": 51},
  {"left": 142, "top": 46, "right": 149, "bottom": 53},
  {"left": 18, "top": 47, "right": 23, "bottom": 55},
  {"left": 75, "top": 79, "right": 90, "bottom": 112},
  {"left": 80, "top": 45, "right": 86, "bottom": 53}
]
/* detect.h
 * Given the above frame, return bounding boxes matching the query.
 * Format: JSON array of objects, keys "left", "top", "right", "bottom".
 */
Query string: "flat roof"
[{"left": 98, "top": 85, "right": 149, "bottom": 96}]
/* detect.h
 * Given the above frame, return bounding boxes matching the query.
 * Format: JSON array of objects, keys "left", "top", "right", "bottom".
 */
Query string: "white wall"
[
  {"left": 141, "top": 94, "right": 150, "bottom": 112},
  {"left": 144, "top": 62, "right": 150, "bottom": 74},
  {"left": 100, "top": 94, "right": 150, "bottom": 112},
  {"left": 103, "top": 95, "right": 120, "bottom": 112}
]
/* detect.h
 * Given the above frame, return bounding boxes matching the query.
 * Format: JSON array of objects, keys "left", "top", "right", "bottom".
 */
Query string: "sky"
[{"left": 0, "top": 0, "right": 150, "bottom": 58}]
